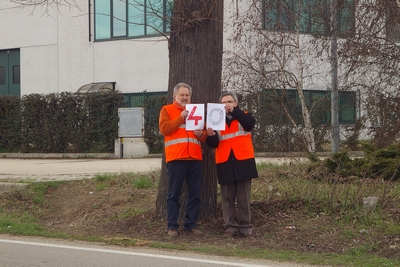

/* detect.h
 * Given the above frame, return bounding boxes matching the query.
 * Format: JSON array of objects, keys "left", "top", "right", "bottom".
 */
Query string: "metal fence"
[{"left": 123, "top": 91, "right": 167, "bottom": 108}]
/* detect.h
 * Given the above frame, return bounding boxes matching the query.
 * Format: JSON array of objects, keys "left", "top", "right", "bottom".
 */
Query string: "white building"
[
  {"left": 1, "top": 0, "right": 399, "bottom": 155},
  {"left": 2, "top": 1, "right": 397, "bottom": 96},
  {"left": 0, "top": 0, "right": 173, "bottom": 96},
  {"left": 1, "top": 0, "right": 398, "bottom": 127}
]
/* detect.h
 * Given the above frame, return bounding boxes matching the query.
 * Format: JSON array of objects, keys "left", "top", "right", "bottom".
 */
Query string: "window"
[
  {"left": 0, "top": 67, "right": 4, "bottom": 86},
  {"left": 339, "top": 91, "right": 357, "bottom": 124},
  {"left": 263, "top": 0, "right": 355, "bottom": 36},
  {"left": 94, "top": 0, "right": 172, "bottom": 40},
  {"left": 13, "top": 65, "right": 20, "bottom": 84},
  {"left": 263, "top": 89, "right": 356, "bottom": 125}
]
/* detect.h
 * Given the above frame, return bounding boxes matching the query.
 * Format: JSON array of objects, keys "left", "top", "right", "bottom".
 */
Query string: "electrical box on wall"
[
  {"left": 118, "top": 107, "right": 144, "bottom": 137},
  {"left": 116, "top": 108, "right": 148, "bottom": 158}
]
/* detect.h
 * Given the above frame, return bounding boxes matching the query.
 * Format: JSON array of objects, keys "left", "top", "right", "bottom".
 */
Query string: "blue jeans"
[{"left": 166, "top": 160, "right": 202, "bottom": 231}]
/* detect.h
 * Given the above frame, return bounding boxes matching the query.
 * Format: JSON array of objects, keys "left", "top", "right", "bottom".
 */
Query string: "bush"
[
  {"left": 315, "top": 144, "right": 400, "bottom": 181},
  {"left": 0, "top": 92, "right": 124, "bottom": 153}
]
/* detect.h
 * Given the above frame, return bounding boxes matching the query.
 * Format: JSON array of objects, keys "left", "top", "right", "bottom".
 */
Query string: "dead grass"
[{"left": 0, "top": 169, "right": 399, "bottom": 266}]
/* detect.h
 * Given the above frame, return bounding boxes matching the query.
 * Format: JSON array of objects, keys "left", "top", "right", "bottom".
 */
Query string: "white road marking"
[{"left": 0, "top": 239, "right": 271, "bottom": 267}]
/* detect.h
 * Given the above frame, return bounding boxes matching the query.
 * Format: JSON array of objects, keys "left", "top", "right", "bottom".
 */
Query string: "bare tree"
[
  {"left": 12, "top": 0, "right": 224, "bottom": 218},
  {"left": 155, "top": 0, "right": 223, "bottom": 218},
  {"left": 339, "top": 0, "right": 400, "bottom": 147},
  {"left": 223, "top": 0, "right": 400, "bottom": 152},
  {"left": 10, "top": 0, "right": 77, "bottom": 5},
  {"left": 9, "top": 0, "right": 80, "bottom": 12},
  {"left": 224, "top": 1, "right": 332, "bottom": 153}
]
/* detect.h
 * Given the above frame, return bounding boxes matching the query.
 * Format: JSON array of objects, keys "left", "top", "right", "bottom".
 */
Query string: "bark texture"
[{"left": 156, "top": 0, "right": 223, "bottom": 219}]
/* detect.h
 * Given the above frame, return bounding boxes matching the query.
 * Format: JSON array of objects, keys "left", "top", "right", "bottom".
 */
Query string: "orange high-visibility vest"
[
  {"left": 215, "top": 120, "right": 254, "bottom": 163},
  {"left": 163, "top": 104, "right": 202, "bottom": 163}
]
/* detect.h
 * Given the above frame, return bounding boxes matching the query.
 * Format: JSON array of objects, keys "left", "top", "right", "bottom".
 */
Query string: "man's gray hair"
[
  {"left": 219, "top": 91, "right": 238, "bottom": 102},
  {"left": 173, "top": 83, "right": 193, "bottom": 96}
]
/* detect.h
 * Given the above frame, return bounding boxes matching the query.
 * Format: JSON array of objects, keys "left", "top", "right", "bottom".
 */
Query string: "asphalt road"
[{"left": 0, "top": 235, "right": 327, "bottom": 267}]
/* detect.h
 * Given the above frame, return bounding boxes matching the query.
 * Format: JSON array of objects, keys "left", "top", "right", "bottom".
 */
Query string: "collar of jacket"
[{"left": 173, "top": 101, "right": 185, "bottom": 110}]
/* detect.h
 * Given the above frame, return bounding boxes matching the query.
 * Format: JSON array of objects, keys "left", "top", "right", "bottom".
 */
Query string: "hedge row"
[{"left": 0, "top": 92, "right": 124, "bottom": 153}]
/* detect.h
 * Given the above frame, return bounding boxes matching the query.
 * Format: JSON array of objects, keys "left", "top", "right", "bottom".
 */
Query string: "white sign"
[
  {"left": 206, "top": 103, "right": 226, "bottom": 130},
  {"left": 185, "top": 104, "right": 205, "bottom": 130}
]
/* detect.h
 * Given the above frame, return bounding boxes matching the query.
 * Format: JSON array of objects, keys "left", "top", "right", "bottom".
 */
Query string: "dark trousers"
[
  {"left": 166, "top": 160, "right": 202, "bottom": 231},
  {"left": 220, "top": 179, "right": 252, "bottom": 235}
]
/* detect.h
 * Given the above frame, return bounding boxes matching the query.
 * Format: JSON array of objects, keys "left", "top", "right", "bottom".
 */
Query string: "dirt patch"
[{"left": 1, "top": 179, "right": 400, "bottom": 261}]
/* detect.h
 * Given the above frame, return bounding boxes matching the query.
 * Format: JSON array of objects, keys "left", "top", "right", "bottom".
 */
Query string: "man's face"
[
  {"left": 174, "top": 87, "right": 191, "bottom": 107},
  {"left": 221, "top": 95, "right": 238, "bottom": 113}
]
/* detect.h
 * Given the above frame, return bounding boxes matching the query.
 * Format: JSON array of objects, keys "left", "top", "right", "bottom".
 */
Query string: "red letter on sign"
[{"left": 187, "top": 106, "right": 202, "bottom": 126}]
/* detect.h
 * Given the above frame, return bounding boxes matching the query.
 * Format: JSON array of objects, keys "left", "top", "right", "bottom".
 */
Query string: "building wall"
[{"left": 0, "top": 0, "right": 170, "bottom": 95}]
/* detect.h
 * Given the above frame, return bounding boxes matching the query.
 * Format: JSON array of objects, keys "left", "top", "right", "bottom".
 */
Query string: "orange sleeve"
[{"left": 159, "top": 107, "right": 185, "bottom": 136}]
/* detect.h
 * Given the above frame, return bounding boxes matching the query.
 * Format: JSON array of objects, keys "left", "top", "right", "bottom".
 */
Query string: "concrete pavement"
[
  {"left": 0, "top": 156, "right": 308, "bottom": 192},
  {"left": 0, "top": 157, "right": 308, "bottom": 181},
  {"left": 0, "top": 158, "right": 163, "bottom": 183}
]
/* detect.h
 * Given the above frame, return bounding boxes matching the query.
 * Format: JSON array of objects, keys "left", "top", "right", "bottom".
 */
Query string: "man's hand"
[
  {"left": 181, "top": 110, "right": 188, "bottom": 119},
  {"left": 193, "top": 129, "right": 203, "bottom": 138}
]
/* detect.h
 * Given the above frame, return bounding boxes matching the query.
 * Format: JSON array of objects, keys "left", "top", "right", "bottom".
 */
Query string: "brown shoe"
[
  {"left": 168, "top": 229, "right": 179, "bottom": 238},
  {"left": 223, "top": 231, "right": 235, "bottom": 238},
  {"left": 187, "top": 228, "right": 203, "bottom": 236},
  {"left": 241, "top": 233, "right": 254, "bottom": 239}
]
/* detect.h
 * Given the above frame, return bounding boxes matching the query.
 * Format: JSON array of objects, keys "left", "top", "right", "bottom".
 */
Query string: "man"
[
  {"left": 206, "top": 91, "right": 258, "bottom": 238},
  {"left": 159, "top": 82, "right": 207, "bottom": 238}
]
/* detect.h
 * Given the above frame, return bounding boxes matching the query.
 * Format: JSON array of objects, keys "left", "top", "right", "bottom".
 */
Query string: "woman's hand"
[{"left": 207, "top": 128, "right": 216, "bottom": 136}]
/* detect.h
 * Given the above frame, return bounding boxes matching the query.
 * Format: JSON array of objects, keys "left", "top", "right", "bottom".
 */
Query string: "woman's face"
[{"left": 221, "top": 95, "right": 237, "bottom": 113}]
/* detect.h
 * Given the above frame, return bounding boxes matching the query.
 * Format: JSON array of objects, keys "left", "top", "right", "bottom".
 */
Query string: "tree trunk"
[{"left": 155, "top": 0, "right": 223, "bottom": 220}]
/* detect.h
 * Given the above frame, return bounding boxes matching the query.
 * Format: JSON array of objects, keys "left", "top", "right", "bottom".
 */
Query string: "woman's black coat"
[{"left": 206, "top": 106, "right": 258, "bottom": 185}]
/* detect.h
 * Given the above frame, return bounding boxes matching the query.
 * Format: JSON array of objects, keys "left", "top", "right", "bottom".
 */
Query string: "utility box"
[
  {"left": 118, "top": 107, "right": 144, "bottom": 137},
  {"left": 115, "top": 108, "right": 149, "bottom": 158}
]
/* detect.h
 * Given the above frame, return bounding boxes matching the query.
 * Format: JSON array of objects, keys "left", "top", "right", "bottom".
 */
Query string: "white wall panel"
[
  {"left": 21, "top": 45, "right": 58, "bottom": 95},
  {"left": 56, "top": 2, "right": 95, "bottom": 93},
  {"left": 0, "top": 2, "right": 57, "bottom": 49},
  {"left": 93, "top": 37, "right": 169, "bottom": 93}
]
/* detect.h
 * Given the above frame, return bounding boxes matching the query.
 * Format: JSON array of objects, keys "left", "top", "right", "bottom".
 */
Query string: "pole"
[{"left": 330, "top": 0, "right": 340, "bottom": 153}]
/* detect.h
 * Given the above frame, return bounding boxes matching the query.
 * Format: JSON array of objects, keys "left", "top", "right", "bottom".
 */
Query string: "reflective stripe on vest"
[
  {"left": 215, "top": 121, "right": 254, "bottom": 163},
  {"left": 217, "top": 124, "right": 250, "bottom": 140},
  {"left": 163, "top": 104, "right": 203, "bottom": 162},
  {"left": 165, "top": 137, "right": 200, "bottom": 147}
]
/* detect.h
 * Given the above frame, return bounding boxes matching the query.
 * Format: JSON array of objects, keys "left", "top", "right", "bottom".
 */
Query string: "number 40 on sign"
[{"left": 185, "top": 103, "right": 226, "bottom": 131}]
